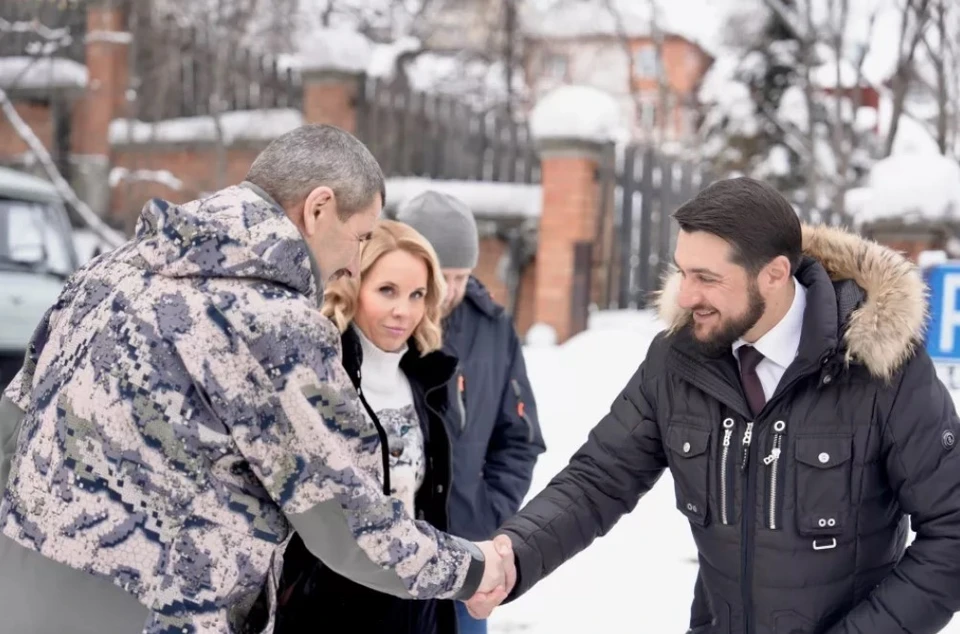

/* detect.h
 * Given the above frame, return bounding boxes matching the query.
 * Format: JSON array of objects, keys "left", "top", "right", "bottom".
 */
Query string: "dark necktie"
[{"left": 738, "top": 345, "right": 766, "bottom": 418}]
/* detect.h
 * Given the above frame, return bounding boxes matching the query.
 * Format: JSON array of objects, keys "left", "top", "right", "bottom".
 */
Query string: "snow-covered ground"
[{"left": 490, "top": 309, "right": 960, "bottom": 633}]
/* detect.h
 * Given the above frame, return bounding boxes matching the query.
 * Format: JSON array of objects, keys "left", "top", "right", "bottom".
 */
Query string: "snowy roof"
[
  {"left": 530, "top": 85, "right": 625, "bottom": 144},
  {"left": 851, "top": 153, "right": 960, "bottom": 226},
  {"left": 296, "top": 27, "right": 372, "bottom": 74},
  {"left": 520, "top": 0, "right": 724, "bottom": 57},
  {"left": 0, "top": 56, "right": 87, "bottom": 91},
  {"left": 384, "top": 177, "right": 541, "bottom": 220},
  {"left": 108, "top": 109, "right": 304, "bottom": 146}
]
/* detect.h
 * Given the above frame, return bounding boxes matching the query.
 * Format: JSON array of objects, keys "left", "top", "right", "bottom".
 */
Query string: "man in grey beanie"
[{"left": 398, "top": 190, "right": 546, "bottom": 634}]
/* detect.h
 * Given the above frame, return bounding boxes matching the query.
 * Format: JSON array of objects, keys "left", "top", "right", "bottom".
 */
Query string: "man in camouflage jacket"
[{"left": 0, "top": 125, "right": 507, "bottom": 634}]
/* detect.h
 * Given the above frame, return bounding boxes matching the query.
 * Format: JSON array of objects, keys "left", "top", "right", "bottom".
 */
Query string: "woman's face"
[{"left": 354, "top": 248, "right": 429, "bottom": 353}]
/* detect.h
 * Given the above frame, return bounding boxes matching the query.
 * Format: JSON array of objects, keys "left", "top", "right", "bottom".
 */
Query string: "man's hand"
[{"left": 466, "top": 535, "right": 515, "bottom": 619}]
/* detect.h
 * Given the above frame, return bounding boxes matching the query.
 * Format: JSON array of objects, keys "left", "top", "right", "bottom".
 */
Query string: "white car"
[{"left": 0, "top": 167, "right": 79, "bottom": 391}]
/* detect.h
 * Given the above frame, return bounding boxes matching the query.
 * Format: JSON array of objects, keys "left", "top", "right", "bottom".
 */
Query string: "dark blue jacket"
[{"left": 441, "top": 277, "right": 546, "bottom": 541}]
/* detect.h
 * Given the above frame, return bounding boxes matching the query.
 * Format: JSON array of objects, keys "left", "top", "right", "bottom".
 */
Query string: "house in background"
[
  {"left": 416, "top": 0, "right": 715, "bottom": 149},
  {"left": 519, "top": 1, "right": 714, "bottom": 148}
]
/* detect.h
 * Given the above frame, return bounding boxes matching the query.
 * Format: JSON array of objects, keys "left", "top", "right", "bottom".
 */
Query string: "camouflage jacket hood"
[
  {"left": 0, "top": 186, "right": 479, "bottom": 633},
  {"left": 134, "top": 183, "right": 322, "bottom": 302}
]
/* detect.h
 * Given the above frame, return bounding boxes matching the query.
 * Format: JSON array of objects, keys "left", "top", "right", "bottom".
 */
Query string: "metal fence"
[{"left": 594, "top": 143, "right": 709, "bottom": 310}]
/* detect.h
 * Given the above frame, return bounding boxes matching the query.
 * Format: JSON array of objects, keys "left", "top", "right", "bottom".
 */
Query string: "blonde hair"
[{"left": 322, "top": 219, "right": 447, "bottom": 354}]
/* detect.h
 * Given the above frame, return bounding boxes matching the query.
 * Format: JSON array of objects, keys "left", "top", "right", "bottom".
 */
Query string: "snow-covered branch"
[{"left": 0, "top": 88, "right": 125, "bottom": 248}]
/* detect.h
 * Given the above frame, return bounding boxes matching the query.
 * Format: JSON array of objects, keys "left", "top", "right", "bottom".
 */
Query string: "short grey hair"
[{"left": 246, "top": 124, "right": 385, "bottom": 218}]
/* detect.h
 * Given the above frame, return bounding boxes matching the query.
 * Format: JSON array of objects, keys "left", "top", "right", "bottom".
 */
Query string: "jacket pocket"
[
  {"left": 666, "top": 423, "right": 712, "bottom": 526},
  {"left": 687, "top": 598, "right": 731, "bottom": 634},
  {"left": 794, "top": 435, "right": 853, "bottom": 544},
  {"left": 772, "top": 609, "right": 817, "bottom": 634}
]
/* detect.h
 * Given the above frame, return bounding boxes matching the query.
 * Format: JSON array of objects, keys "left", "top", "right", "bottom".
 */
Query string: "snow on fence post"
[
  {"left": 298, "top": 28, "right": 372, "bottom": 135},
  {"left": 529, "top": 84, "right": 622, "bottom": 344}
]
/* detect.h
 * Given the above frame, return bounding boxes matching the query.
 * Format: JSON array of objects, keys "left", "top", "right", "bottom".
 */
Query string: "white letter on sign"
[{"left": 940, "top": 273, "right": 960, "bottom": 353}]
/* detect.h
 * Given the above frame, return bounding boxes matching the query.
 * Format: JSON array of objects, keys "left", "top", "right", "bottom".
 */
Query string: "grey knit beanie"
[{"left": 396, "top": 190, "right": 479, "bottom": 269}]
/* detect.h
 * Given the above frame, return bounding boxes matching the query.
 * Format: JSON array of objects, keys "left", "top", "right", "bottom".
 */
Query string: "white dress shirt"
[{"left": 732, "top": 278, "right": 808, "bottom": 401}]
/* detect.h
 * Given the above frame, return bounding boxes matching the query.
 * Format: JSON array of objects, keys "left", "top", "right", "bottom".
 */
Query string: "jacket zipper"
[
  {"left": 740, "top": 421, "right": 754, "bottom": 471},
  {"left": 355, "top": 368, "right": 392, "bottom": 496},
  {"left": 511, "top": 378, "right": 535, "bottom": 443},
  {"left": 456, "top": 370, "right": 467, "bottom": 430},
  {"left": 742, "top": 424, "right": 757, "bottom": 634},
  {"left": 720, "top": 417, "right": 735, "bottom": 525},
  {"left": 762, "top": 420, "right": 786, "bottom": 530},
  {"left": 423, "top": 382, "right": 454, "bottom": 524}
]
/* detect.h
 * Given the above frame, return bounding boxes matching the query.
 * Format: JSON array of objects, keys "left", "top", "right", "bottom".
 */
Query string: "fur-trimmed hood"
[{"left": 655, "top": 224, "right": 928, "bottom": 381}]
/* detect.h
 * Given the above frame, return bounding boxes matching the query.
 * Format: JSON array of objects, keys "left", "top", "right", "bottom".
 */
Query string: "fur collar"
[{"left": 655, "top": 224, "right": 928, "bottom": 381}]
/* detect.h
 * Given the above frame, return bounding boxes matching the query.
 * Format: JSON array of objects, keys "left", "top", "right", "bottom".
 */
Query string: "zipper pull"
[
  {"left": 763, "top": 420, "right": 787, "bottom": 465},
  {"left": 722, "top": 420, "right": 734, "bottom": 447},
  {"left": 762, "top": 448, "right": 781, "bottom": 465},
  {"left": 740, "top": 422, "right": 754, "bottom": 471}
]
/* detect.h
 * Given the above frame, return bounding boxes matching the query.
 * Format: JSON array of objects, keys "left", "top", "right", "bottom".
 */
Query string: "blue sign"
[{"left": 924, "top": 262, "right": 960, "bottom": 363}]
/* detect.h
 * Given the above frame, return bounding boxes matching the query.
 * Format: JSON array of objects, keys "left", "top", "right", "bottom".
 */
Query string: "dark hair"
[{"left": 672, "top": 176, "right": 802, "bottom": 274}]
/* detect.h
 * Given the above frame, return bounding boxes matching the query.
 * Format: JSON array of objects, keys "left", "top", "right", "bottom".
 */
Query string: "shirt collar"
[{"left": 732, "top": 278, "right": 807, "bottom": 369}]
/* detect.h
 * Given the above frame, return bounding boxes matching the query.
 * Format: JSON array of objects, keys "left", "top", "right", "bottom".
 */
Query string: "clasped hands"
[{"left": 464, "top": 535, "right": 515, "bottom": 619}]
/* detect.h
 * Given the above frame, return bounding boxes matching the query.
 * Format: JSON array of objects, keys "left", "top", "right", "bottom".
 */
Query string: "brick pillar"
[
  {"left": 529, "top": 85, "right": 621, "bottom": 343},
  {"left": 301, "top": 70, "right": 362, "bottom": 134},
  {"left": 72, "top": 0, "right": 130, "bottom": 216},
  {"left": 532, "top": 141, "right": 606, "bottom": 343}
]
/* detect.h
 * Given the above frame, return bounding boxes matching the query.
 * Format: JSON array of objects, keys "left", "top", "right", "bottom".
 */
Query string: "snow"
[
  {"left": 881, "top": 110, "right": 942, "bottom": 156},
  {"left": 853, "top": 153, "right": 960, "bottom": 225},
  {"left": 85, "top": 31, "right": 134, "bottom": 45},
  {"left": 295, "top": 27, "right": 372, "bottom": 74},
  {"left": 489, "top": 308, "right": 697, "bottom": 633},
  {"left": 0, "top": 56, "right": 87, "bottom": 90},
  {"left": 108, "top": 167, "right": 183, "bottom": 191},
  {"left": 108, "top": 109, "right": 304, "bottom": 146},
  {"left": 811, "top": 58, "right": 863, "bottom": 89},
  {"left": 385, "top": 177, "right": 541, "bottom": 220},
  {"left": 530, "top": 85, "right": 624, "bottom": 144},
  {"left": 521, "top": 0, "right": 730, "bottom": 57},
  {"left": 488, "top": 307, "right": 960, "bottom": 634},
  {"left": 760, "top": 144, "right": 791, "bottom": 177},
  {"left": 525, "top": 323, "right": 558, "bottom": 347},
  {"left": 777, "top": 85, "right": 809, "bottom": 130}
]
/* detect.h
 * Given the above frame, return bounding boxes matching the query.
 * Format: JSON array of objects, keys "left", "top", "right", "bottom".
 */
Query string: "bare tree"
[{"left": 883, "top": 0, "right": 932, "bottom": 157}]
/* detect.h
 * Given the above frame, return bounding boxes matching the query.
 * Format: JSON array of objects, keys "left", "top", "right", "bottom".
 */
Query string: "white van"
[{"left": 0, "top": 167, "right": 79, "bottom": 390}]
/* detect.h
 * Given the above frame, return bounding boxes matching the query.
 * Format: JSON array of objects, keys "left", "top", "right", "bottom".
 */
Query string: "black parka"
[
  {"left": 276, "top": 327, "right": 461, "bottom": 634},
  {"left": 497, "top": 225, "right": 960, "bottom": 634}
]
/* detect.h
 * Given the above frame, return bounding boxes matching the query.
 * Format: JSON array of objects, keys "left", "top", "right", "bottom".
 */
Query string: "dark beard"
[{"left": 690, "top": 281, "right": 766, "bottom": 357}]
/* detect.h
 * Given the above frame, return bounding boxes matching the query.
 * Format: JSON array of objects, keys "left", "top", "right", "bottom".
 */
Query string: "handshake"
[{"left": 464, "top": 535, "right": 515, "bottom": 619}]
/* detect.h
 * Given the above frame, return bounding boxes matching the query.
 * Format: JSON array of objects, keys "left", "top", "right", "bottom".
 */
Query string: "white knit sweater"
[{"left": 354, "top": 326, "right": 425, "bottom": 516}]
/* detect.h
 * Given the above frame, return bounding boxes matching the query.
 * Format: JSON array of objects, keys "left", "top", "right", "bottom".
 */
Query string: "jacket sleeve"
[
  {"left": 827, "top": 351, "right": 960, "bottom": 634},
  {"left": 495, "top": 358, "right": 667, "bottom": 601},
  {"left": 480, "top": 327, "right": 546, "bottom": 534},
  {"left": 1, "top": 304, "right": 57, "bottom": 495},
  {"left": 173, "top": 304, "right": 486, "bottom": 602}
]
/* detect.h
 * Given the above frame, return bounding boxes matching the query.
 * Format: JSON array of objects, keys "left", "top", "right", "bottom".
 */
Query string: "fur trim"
[{"left": 655, "top": 224, "right": 928, "bottom": 381}]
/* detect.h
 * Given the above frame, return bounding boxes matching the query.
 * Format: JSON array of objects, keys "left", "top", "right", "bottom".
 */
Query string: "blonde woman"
[{"left": 277, "top": 219, "right": 461, "bottom": 634}]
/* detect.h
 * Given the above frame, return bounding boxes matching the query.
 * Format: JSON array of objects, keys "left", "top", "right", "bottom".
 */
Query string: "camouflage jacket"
[{"left": 0, "top": 184, "right": 483, "bottom": 633}]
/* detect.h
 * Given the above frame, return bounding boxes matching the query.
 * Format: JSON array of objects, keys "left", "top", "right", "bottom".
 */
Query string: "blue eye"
[
  {"left": 379, "top": 286, "right": 395, "bottom": 296},
  {"left": 411, "top": 290, "right": 425, "bottom": 300}
]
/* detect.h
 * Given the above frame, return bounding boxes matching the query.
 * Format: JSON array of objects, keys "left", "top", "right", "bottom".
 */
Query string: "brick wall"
[
  {"left": 108, "top": 144, "right": 265, "bottom": 230},
  {"left": 0, "top": 101, "right": 54, "bottom": 157}
]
